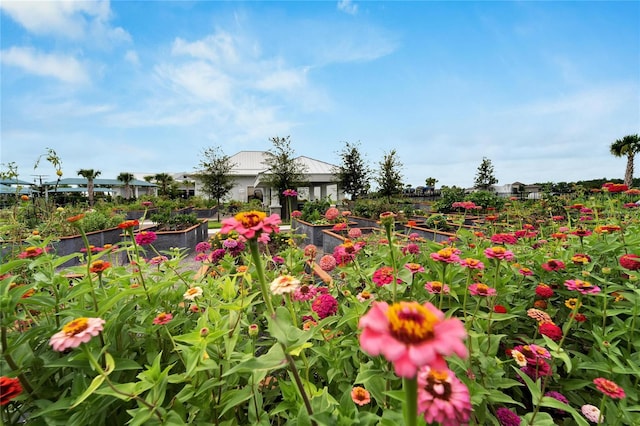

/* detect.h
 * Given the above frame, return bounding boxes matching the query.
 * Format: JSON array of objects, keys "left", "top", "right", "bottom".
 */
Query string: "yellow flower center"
[
  {"left": 25, "top": 247, "right": 38, "bottom": 254},
  {"left": 360, "top": 290, "right": 371, "bottom": 299},
  {"left": 63, "top": 318, "right": 89, "bottom": 336},
  {"left": 386, "top": 302, "right": 438, "bottom": 344},
  {"left": 437, "top": 247, "right": 455, "bottom": 258},
  {"left": 431, "top": 282, "right": 443, "bottom": 291},
  {"left": 424, "top": 369, "right": 452, "bottom": 400},
  {"left": 491, "top": 247, "right": 506, "bottom": 255},
  {"left": 235, "top": 211, "right": 266, "bottom": 228},
  {"left": 475, "top": 283, "right": 489, "bottom": 293}
]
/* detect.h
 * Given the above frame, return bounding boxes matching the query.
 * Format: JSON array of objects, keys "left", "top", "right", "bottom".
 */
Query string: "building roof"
[
  {"left": 42, "top": 178, "right": 157, "bottom": 187},
  {"left": 220, "top": 151, "right": 336, "bottom": 176},
  {"left": 0, "top": 178, "right": 33, "bottom": 186},
  {"left": 46, "top": 187, "right": 114, "bottom": 194}
]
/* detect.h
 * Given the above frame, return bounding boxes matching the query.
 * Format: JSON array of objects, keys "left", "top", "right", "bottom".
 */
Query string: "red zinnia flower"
[
  {"left": 619, "top": 254, "right": 640, "bottom": 271},
  {"left": 118, "top": 220, "right": 139, "bottom": 229},
  {"left": 372, "top": 266, "right": 396, "bottom": 287},
  {"left": 538, "top": 322, "right": 562, "bottom": 341},
  {"left": 0, "top": 376, "right": 22, "bottom": 406},
  {"left": 153, "top": 312, "right": 173, "bottom": 325},
  {"left": 541, "top": 259, "right": 565, "bottom": 271},
  {"left": 312, "top": 294, "right": 338, "bottom": 319},
  {"left": 593, "top": 377, "right": 625, "bottom": 399},
  {"left": 535, "top": 284, "right": 554, "bottom": 299},
  {"left": 89, "top": 260, "right": 111, "bottom": 274},
  {"left": 17, "top": 246, "right": 45, "bottom": 259},
  {"left": 493, "top": 305, "right": 507, "bottom": 314}
]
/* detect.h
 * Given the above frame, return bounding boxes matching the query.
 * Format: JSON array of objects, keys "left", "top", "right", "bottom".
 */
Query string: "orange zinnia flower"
[
  {"left": 90, "top": 260, "right": 111, "bottom": 274},
  {"left": 67, "top": 214, "right": 85, "bottom": 223}
]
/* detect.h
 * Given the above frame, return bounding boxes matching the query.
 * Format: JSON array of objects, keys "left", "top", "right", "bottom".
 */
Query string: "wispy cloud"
[
  {"left": 1, "top": 46, "right": 90, "bottom": 84},
  {"left": 337, "top": 0, "right": 358, "bottom": 15},
  {"left": 0, "top": 0, "right": 130, "bottom": 43}
]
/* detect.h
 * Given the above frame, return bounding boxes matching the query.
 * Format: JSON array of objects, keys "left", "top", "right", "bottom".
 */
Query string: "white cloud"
[
  {"left": 172, "top": 32, "right": 239, "bottom": 65},
  {"left": 337, "top": 0, "right": 358, "bottom": 15},
  {"left": 124, "top": 50, "right": 140, "bottom": 66},
  {"left": 1, "top": 46, "right": 89, "bottom": 84},
  {"left": 0, "top": 0, "right": 130, "bottom": 43}
]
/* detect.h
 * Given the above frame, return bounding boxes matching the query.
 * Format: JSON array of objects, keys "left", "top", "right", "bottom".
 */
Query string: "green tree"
[
  {"left": 262, "top": 136, "right": 308, "bottom": 220},
  {"left": 375, "top": 149, "right": 404, "bottom": 201},
  {"left": 194, "top": 146, "right": 236, "bottom": 221},
  {"left": 154, "top": 173, "right": 175, "bottom": 198},
  {"left": 610, "top": 134, "right": 640, "bottom": 187},
  {"left": 77, "top": 168, "right": 101, "bottom": 206},
  {"left": 473, "top": 157, "right": 498, "bottom": 191},
  {"left": 333, "top": 141, "right": 370, "bottom": 201},
  {"left": 116, "top": 172, "right": 135, "bottom": 200}
]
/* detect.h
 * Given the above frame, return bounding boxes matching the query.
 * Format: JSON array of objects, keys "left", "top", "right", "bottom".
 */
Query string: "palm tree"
[
  {"left": 154, "top": 173, "right": 174, "bottom": 197},
  {"left": 610, "top": 134, "right": 640, "bottom": 188},
  {"left": 117, "top": 172, "right": 135, "bottom": 200},
  {"left": 77, "top": 169, "right": 101, "bottom": 206}
]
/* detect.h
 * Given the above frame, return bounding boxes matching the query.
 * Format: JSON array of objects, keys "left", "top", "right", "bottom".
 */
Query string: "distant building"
[
  {"left": 42, "top": 178, "right": 157, "bottom": 198},
  {"left": 188, "top": 151, "right": 342, "bottom": 208}
]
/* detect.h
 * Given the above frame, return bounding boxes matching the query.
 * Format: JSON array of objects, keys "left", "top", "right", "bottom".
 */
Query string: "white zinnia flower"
[
  {"left": 581, "top": 404, "right": 603, "bottom": 423},
  {"left": 270, "top": 275, "right": 301, "bottom": 295}
]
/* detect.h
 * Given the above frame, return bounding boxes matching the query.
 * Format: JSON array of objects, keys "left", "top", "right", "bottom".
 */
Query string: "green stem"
[
  {"left": 248, "top": 239, "right": 275, "bottom": 316},
  {"left": 403, "top": 377, "right": 418, "bottom": 426}
]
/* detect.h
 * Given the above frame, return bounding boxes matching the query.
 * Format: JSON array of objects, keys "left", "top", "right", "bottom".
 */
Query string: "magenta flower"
[
  {"left": 459, "top": 258, "right": 485, "bottom": 270},
  {"left": 282, "top": 189, "right": 298, "bottom": 197},
  {"left": 484, "top": 247, "right": 515, "bottom": 261},
  {"left": 405, "top": 263, "right": 425, "bottom": 274},
  {"left": 135, "top": 231, "right": 157, "bottom": 245},
  {"left": 312, "top": 294, "right": 338, "bottom": 319},
  {"left": 468, "top": 283, "right": 497, "bottom": 297},
  {"left": 153, "top": 312, "right": 173, "bottom": 325},
  {"left": 372, "top": 266, "right": 396, "bottom": 287},
  {"left": 195, "top": 241, "right": 211, "bottom": 253},
  {"left": 417, "top": 366, "right": 472, "bottom": 426},
  {"left": 430, "top": 247, "right": 461, "bottom": 263},
  {"left": 564, "top": 279, "right": 601, "bottom": 295},
  {"left": 358, "top": 301, "right": 467, "bottom": 378},
  {"left": 425, "top": 281, "right": 450, "bottom": 294}
]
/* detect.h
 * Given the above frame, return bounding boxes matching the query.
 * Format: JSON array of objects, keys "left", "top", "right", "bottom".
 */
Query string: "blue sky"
[{"left": 1, "top": 0, "right": 638, "bottom": 189}]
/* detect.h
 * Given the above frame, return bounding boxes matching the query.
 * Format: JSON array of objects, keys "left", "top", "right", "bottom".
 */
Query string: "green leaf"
[
  {"left": 540, "top": 396, "right": 589, "bottom": 426},
  {"left": 71, "top": 374, "right": 105, "bottom": 408},
  {"left": 218, "top": 386, "right": 253, "bottom": 417},
  {"left": 223, "top": 344, "right": 287, "bottom": 376}
]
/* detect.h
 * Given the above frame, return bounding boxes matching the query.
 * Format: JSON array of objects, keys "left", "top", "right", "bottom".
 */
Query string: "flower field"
[{"left": 1, "top": 190, "right": 640, "bottom": 425}]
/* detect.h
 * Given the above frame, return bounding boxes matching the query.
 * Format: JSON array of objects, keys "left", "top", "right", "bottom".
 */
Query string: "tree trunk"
[
  {"left": 625, "top": 154, "right": 634, "bottom": 188},
  {"left": 88, "top": 180, "right": 94, "bottom": 206}
]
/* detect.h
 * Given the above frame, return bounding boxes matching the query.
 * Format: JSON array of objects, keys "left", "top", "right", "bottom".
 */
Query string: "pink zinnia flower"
[
  {"left": 402, "top": 243, "right": 421, "bottom": 255},
  {"left": 372, "top": 266, "right": 396, "bottom": 287},
  {"left": 405, "top": 263, "right": 425, "bottom": 274},
  {"left": 459, "top": 258, "right": 485, "bottom": 270},
  {"left": 290, "top": 210, "right": 302, "bottom": 218},
  {"left": 348, "top": 228, "right": 362, "bottom": 239},
  {"left": 49, "top": 317, "right": 105, "bottom": 352},
  {"left": 292, "top": 284, "right": 318, "bottom": 301},
  {"left": 324, "top": 207, "right": 340, "bottom": 221},
  {"left": 468, "top": 283, "right": 497, "bottom": 297},
  {"left": 282, "top": 189, "right": 298, "bottom": 197},
  {"left": 518, "top": 267, "right": 533, "bottom": 276},
  {"left": 417, "top": 366, "right": 472, "bottom": 426},
  {"left": 319, "top": 255, "right": 337, "bottom": 271},
  {"left": 430, "top": 247, "right": 461, "bottom": 263},
  {"left": 195, "top": 241, "right": 211, "bottom": 253},
  {"left": 332, "top": 222, "right": 347, "bottom": 231},
  {"left": 484, "top": 247, "right": 514, "bottom": 261},
  {"left": 153, "top": 312, "right": 173, "bottom": 325},
  {"left": 564, "top": 279, "right": 601, "bottom": 295},
  {"left": 135, "top": 231, "right": 157, "bottom": 245},
  {"left": 541, "top": 259, "right": 565, "bottom": 271},
  {"left": 351, "top": 386, "right": 371, "bottom": 406},
  {"left": 491, "top": 233, "right": 518, "bottom": 245},
  {"left": 220, "top": 211, "right": 280, "bottom": 240},
  {"left": 312, "top": 294, "right": 338, "bottom": 319},
  {"left": 425, "top": 281, "right": 450, "bottom": 294},
  {"left": 358, "top": 301, "right": 467, "bottom": 378},
  {"left": 149, "top": 255, "right": 168, "bottom": 265},
  {"left": 593, "top": 377, "right": 626, "bottom": 399}
]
